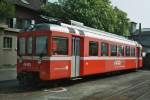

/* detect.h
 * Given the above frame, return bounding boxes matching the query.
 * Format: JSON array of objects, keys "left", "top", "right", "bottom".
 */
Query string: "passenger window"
[
  {"left": 111, "top": 45, "right": 117, "bottom": 56},
  {"left": 126, "top": 46, "right": 130, "bottom": 56},
  {"left": 118, "top": 46, "right": 124, "bottom": 56},
  {"left": 89, "top": 41, "right": 98, "bottom": 56},
  {"left": 131, "top": 48, "right": 135, "bottom": 56},
  {"left": 101, "top": 43, "right": 108, "bottom": 56},
  {"left": 52, "top": 37, "right": 68, "bottom": 55}
]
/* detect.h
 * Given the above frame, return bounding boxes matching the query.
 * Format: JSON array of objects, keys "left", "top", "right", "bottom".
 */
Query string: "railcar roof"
[{"left": 27, "top": 23, "right": 140, "bottom": 46}]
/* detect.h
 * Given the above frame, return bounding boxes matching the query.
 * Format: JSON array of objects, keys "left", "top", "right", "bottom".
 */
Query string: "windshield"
[
  {"left": 36, "top": 36, "right": 48, "bottom": 55},
  {"left": 19, "top": 37, "right": 25, "bottom": 55},
  {"left": 27, "top": 37, "right": 32, "bottom": 55}
]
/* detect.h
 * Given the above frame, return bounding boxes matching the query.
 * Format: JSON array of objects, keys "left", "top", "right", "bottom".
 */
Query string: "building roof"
[
  {"left": 0, "top": 24, "right": 19, "bottom": 33},
  {"left": 141, "top": 28, "right": 150, "bottom": 32},
  {"left": 133, "top": 28, "right": 150, "bottom": 35},
  {"left": 14, "top": 0, "right": 47, "bottom": 11}
]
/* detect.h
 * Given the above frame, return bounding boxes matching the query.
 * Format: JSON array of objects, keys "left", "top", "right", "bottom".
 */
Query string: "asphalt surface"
[{"left": 0, "top": 68, "right": 150, "bottom": 100}]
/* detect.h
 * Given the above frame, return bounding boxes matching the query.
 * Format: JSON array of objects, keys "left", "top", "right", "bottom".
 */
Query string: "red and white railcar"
[{"left": 17, "top": 21, "right": 143, "bottom": 85}]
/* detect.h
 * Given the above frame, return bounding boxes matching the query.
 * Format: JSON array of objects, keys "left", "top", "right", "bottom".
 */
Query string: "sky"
[
  {"left": 48, "top": 0, "right": 150, "bottom": 28},
  {"left": 110, "top": 0, "right": 150, "bottom": 28}
]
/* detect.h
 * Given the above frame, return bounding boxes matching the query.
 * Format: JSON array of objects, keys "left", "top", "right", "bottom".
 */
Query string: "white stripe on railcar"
[
  {"left": 80, "top": 57, "right": 137, "bottom": 60},
  {"left": 18, "top": 56, "right": 138, "bottom": 61}
]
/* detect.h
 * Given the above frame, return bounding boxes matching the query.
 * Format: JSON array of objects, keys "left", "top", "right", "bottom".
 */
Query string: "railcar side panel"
[
  {"left": 80, "top": 60, "right": 106, "bottom": 75},
  {"left": 80, "top": 58, "right": 138, "bottom": 76},
  {"left": 49, "top": 60, "right": 71, "bottom": 80}
]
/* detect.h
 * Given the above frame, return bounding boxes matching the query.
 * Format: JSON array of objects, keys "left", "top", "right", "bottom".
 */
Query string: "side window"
[
  {"left": 111, "top": 45, "right": 117, "bottom": 56},
  {"left": 131, "top": 47, "right": 135, "bottom": 56},
  {"left": 52, "top": 37, "right": 68, "bottom": 55},
  {"left": 89, "top": 41, "right": 98, "bottom": 56},
  {"left": 27, "top": 37, "right": 32, "bottom": 55},
  {"left": 101, "top": 43, "right": 108, "bottom": 56},
  {"left": 126, "top": 46, "right": 130, "bottom": 56},
  {"left": 118, "top": 46, "right": 124, "bottom": 56}
]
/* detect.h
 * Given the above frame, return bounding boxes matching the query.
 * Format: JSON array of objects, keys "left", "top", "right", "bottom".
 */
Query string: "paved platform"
[{"left": 0, "top": 70, "right": 150, "bottom": 100}]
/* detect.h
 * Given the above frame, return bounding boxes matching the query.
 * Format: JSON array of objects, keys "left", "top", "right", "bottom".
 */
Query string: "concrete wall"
[{"left": 0, "top": 28, "right": 18, "bottom": 66}]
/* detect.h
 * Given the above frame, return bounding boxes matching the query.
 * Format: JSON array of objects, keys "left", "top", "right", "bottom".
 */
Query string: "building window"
[
  {"left": 89, "top": 41, "right": 98, "bottom": 56},
  {"left": 131, "top": 48, "right": 135, "bottom": 56},
  {"left": 101, "top": 43, "right": 108, "bottom": 56},
  {"left": 52, "top": 37, "right": 68, "bottom": 55},
  {"left": 16, "top": 19, "right": 32, "bottom": 29},
  {"left": 7, "top": 18, "right": 16, "bottom": 28},
  {"left": 22, "top": 19, "right": 31, "bottom": 28},
  {"left": 31, "top": 20, "right": 35, "bottom": 25},
  {"left": 3, "top": 37, "right": 12, "bottom": 49},
  {"left": 110, "top": 45, "right": 117, "bottom": 56},
  {"left": 126, "top": 46, "right": 130, "bottom": 56}
]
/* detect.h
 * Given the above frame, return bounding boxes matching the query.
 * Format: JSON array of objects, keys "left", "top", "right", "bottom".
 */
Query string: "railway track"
[
  {"left": 105, "top": 80, "right": 150, "bottom": 100},
  {"left": 82, "top": 71, "right": 150, "bottom": 100}
]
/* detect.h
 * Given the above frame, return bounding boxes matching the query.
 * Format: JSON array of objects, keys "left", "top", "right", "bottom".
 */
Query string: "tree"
[
  {"left": 0, "top": 0, "right": 15, "bottom": 21},
  {"left": 113, "top": 7, "right": 130, "bottom": 36},
  {"left": 41, "top": 0, "right": 130, "bottom": 36}
]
